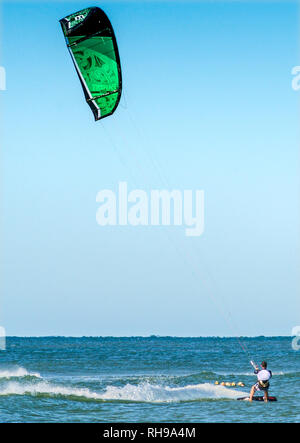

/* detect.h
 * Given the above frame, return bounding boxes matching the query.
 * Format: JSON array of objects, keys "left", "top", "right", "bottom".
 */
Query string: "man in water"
[{"left": 249, "top": 361, "right": 272, "bottom": 402}]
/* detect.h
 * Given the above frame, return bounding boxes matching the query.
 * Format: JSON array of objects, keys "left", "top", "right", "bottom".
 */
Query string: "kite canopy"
[{"left": 60, "top": 7, "right": 122, "bottom": 121}]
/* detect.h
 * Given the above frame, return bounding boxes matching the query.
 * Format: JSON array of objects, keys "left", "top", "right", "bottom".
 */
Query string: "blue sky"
[{"left": 1, "top": 1, "right": 299, "bottom": 336}]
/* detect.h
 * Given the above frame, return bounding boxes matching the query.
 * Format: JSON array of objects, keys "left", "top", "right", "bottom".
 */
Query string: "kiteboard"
[{"left": 237, "top": 396, "right": 277, "bottom": 402}]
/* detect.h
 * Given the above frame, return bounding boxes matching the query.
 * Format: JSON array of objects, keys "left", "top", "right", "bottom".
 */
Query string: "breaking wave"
[
  {"left": 100, "top": 382, "right": 245, "bottom": 402},
  {"left": 0, "top": 367, "right": 41, "bottom": 379},
  {"left": 0, "top": 379, "right": 246, "bottom": 403}
]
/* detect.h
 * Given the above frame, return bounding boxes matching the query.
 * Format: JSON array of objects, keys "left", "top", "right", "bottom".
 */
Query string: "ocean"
[{"left": 0, "top": 336, "right": 298, "bottom": 423}]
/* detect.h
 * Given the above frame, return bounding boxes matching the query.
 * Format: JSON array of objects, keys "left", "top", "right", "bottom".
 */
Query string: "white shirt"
[{"left": 257, "top": 369, "right": 271, "bottom": 381}]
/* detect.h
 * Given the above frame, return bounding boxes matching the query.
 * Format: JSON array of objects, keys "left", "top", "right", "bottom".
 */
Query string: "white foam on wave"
[
  {"left": 101, "top": 382, "right": 246, "bottom": 402},
  {"left": 0, "top": 367, "right": 41, "bottom": 379},
  {"left": 0, "top": 380, "right": 247, "bottom": 403},
  {"left": 0, "top": 381, "right": 102, "bottom": 400}
]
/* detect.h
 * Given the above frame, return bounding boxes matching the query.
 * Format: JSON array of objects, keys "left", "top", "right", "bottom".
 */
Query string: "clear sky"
[{"left": 1, "top": 1, "right": 299, "bottom": 336}]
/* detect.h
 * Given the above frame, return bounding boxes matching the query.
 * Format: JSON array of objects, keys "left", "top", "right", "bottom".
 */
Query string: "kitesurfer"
[{"left": 249, "top": 361, "right": 272, "bottom": 402}]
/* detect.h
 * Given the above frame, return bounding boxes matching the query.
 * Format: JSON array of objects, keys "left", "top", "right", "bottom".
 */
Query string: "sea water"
[{"left": 0, "top": 336, "right": 298, "bottom": 423}]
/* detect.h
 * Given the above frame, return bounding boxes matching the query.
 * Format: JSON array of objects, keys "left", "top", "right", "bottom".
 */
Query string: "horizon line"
[{"left": 3, "top": 334, "right": 293, "bottom": 338}]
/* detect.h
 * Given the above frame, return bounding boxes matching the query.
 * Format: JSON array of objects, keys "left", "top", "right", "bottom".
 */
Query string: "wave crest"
[
  {"left": 0, "top": 380, "right": 246, "bottom": 403},
  {"left": 0, "top": 367, "right": 41, "bottom": 379}
]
